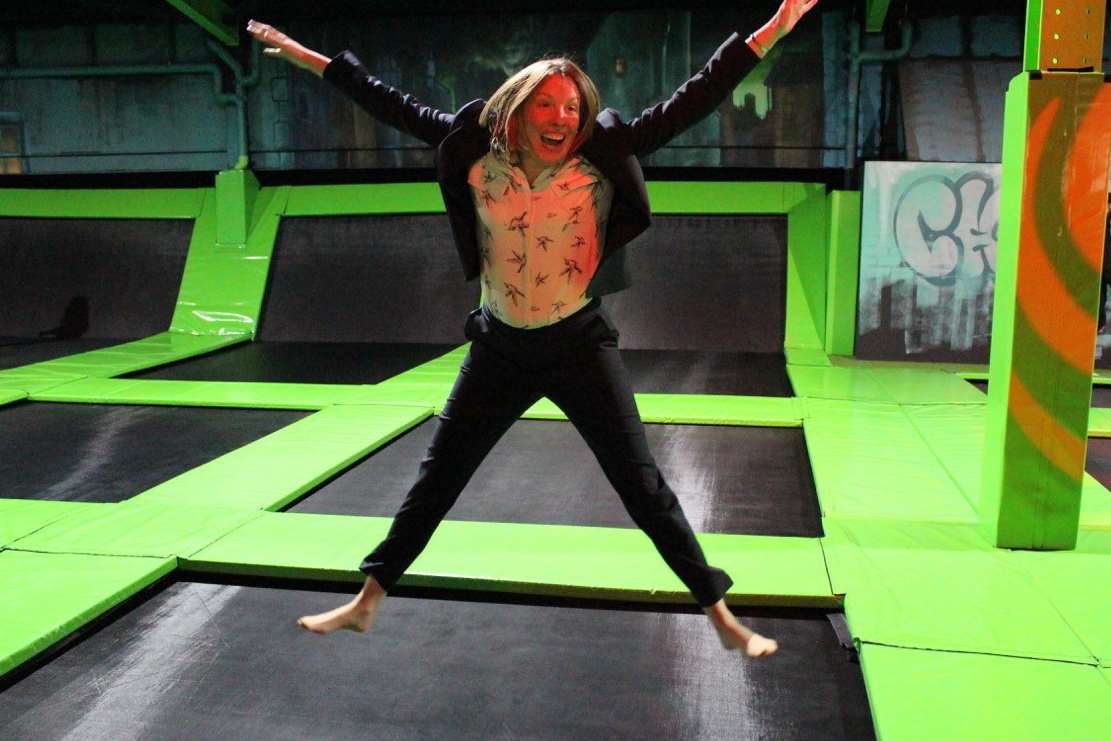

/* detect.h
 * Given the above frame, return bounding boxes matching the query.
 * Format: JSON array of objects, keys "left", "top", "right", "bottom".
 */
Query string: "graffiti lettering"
[{"left": 892, "top": 172, "right": 999, "bottom": 286}]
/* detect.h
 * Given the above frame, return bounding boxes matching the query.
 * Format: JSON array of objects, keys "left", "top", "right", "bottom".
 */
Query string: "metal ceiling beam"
[{"left": 163, "top": 0, "right": 238, "bottom": 46}]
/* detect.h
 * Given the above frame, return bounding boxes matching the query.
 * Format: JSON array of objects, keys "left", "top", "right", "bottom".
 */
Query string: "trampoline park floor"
[{"left": 3, "top": 186, "right": 1111, "bottom": 740}]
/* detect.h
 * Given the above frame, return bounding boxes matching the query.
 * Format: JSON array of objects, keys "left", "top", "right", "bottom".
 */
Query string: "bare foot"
[
  {"left": 703, "top": 600, "right": 778, "bottom": 658},
  {"left": 297, "top": 577, "right": 384, "bottom": 635}
]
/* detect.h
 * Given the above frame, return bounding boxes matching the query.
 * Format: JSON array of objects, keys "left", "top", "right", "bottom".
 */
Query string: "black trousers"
[{"left": 360, "top": 299, "right": 733, "bottom": 607}]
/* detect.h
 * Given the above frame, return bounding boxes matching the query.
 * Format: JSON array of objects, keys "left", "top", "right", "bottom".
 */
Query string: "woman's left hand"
[{"left": 749, "top": 0, "right": 819, "bottom": 57}]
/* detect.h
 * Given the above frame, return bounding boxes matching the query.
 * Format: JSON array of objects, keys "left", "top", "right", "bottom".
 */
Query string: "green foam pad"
[
  {"left": 131, "top": 404, "right": 431, "bottom": 510},
  {"left": 789, "top": 364, "right": 889, "bottom": 401},
  {"left": 0, "top": 500, "right": 101, "bottom": 548},
  {"left": 860, "top": 644, "right": 1111, "bottom": 741},
  {"left": 0, "top": 550, "right": 175, "bottom": 677},
  {"left": 32, "top": 377, "right": 372, "bottom": 410},
  {"left": 522, "top": 394, "right": 805, "bottom": 427},
  {"left": 185, "top": 512, "right": 837, "bottom": 607},
  {"left": 284, "top": 182, "right": 445, "bottom": 216},
  {"left": 804, "top": 400, "right": 977, "bottom": 522},
  {"left": 0, "top": 389, "right": 26, "bottom": 406},
  {"left": 0, "top": 187, "right": 204, "bottom": 219},
  {"left": 784, "top": 346, "right": 831, "bottom": 367},
  {"left": 342, "top": 345, "right": 468, "bottom": 410},
  {"left": 907, "top": 404, "right": 1111, "bottom": 530},
  {"left": 1090, "top": 407, "right": 1111, "bottom": 437},
  {"left": 646, "top": 181, "right": 811, "bottom": 213},
  {"left": 1095, "top": 369, "right": 1111, "bottom": 384},
  {"left": 824, "top": 519, "right": 1094, "bottom": 662},
  {"left": 0, "top": 334, "right": 247, "bottom": 392},
  {"left": 8, "top": 501, "right": 263, "bottom": 558},
  {"left": 1007, "top": 545, "right": 1111, "bottom": 667}
]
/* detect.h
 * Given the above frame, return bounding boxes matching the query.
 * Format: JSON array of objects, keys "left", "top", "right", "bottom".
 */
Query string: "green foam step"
[
  {"left": 185, "top": 511, "right": 837, "bottom": 607},
  {"left": 523, "top": 394, "right": 804, "bottom": 426}
]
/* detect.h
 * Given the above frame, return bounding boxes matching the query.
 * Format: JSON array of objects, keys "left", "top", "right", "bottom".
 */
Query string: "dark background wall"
[{"left": 4, "top": 1, "right": 1105, "bottom": 176}]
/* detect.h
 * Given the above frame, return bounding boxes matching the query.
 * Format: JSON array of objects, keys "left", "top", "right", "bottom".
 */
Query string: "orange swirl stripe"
[
  {"left": 1008, "top": 371, "right": 1086, "bottom": 483},
  {"left": 1016, "top": 97, "right": 1097, "bottom": 374},
  {"left": 1064, "top": 83, "right": 1111, "bottom": 272}
]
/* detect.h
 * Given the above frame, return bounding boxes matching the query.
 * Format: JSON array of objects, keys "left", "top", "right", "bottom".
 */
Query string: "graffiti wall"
[{"left": 856, "top": 161, "right": 1001, "bottom": 363}]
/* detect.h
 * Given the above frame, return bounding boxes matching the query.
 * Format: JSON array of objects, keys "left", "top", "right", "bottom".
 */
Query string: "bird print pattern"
[{"left": 468, "top": 152, "right": 614, "bottom": 328}]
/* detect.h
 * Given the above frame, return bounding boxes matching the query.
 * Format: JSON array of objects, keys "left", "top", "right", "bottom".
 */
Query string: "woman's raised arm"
[
  {"left": 246, "top": 19, "right": 454, "bottom": 146},
  {"left": 247, "top": 20, "right": 330, "bottom": 77},
  {"left": 624, "top": 0, "right": 818, "bottom": 158}
]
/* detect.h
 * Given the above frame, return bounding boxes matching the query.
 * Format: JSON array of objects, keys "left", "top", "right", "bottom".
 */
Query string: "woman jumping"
[{"left": 248, "top": 0, "right": 817, "bottom": 659}]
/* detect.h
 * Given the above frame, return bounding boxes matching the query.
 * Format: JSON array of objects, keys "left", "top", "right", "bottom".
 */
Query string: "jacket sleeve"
[
  {"left": 625, "top": 32, "right": 760, "bottom": 158},
  {"left": 323, "top": 50, "right": 455, "bottom": 148}
]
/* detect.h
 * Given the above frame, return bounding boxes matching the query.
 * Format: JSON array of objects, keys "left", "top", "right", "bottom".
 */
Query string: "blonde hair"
[{"left": 479, "top": 58, "right": 601, "bottom": 162}]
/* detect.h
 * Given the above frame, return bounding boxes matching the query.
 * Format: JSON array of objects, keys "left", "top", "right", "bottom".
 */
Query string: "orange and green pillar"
[{"left": 981, "top": 1, "right": 1111, "bottom": 549}]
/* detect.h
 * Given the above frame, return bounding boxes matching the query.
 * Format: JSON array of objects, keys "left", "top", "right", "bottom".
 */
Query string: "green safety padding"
[
  {"left": 0, "top": 500, "right": 101, "bottom": 548},
  {"left": 184, "top": 511, "right": 837, "bottom": 607},
  {"left": 789, "top": 364, "right": 985, "bottom": 405},
  {"left": 824, "top": 519, "right": 1094, "bottom": 663},
  {"left": 0, "top": 389, "right": 27, "bottom": 406},
  {"left": 15, "top": 332, "right": 246, "bottom": 380},
  {"left": 804, "top": 399, "right": 978, "bottom": 522},
  {"left": 522, "top": 394, "right": 804, "bottom": 427},
  {"left": 824, "top": 190, "right": 862, "bottom": 357},
  {"left": 788, "top": 364, "right": 889, "bottom": 402},
  {"left": 284, "top": 182, "right": 446, "bottom": 216},
  {"left": 8, "top": 501, "right": 263, "bottom": 559},
  {"left": 784, "top": 187, "right": 830, "bottom": 351},
  {"left": 859, "top": 644, "right": 1111, "bottom": 741},
  {"left": 1089, "top": 407, "right": 1111, "bottom": 437},
  {"left": 646, "top": 181, "right": 811, "bottom": 214},
  {"left": 0, "top": 367, "right": 85, "bottom": 396},
  {"left": 906, "top": 404, "right": 1111, "bottom": 530},
  {"left": 341, "top": 346, "right": 469, "bottom": 410},
  {"left": 0, "top": 550, "right": 175, "bottom": 678},
  {"left": 131, "top": 404, "right": 432, "bottom": 511},
  {"left": 0, "top": 188, "right": 204, "bottom": 219},
  {"left": 170, "top": 187, "right": 289, "bottom": 336},
  {"left": 1095, "top": 369, "right": 1111, "bottom": 384},
  {"left": 1007, "top": 544, "right": 1111, "bottom": 667},
  {"left": 867, "top": 368, "right": 987, "bottom": 405},
  {"left": 32, "top": 377, "right": 373, "bottom": 410},
  {"left": 784, "top": 346, "right": 831, "bottom": 366}
]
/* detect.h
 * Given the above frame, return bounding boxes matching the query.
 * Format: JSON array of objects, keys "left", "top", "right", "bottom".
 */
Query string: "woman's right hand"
[{"left": 246, "top": 19, "right": 330, "bottom": 77}]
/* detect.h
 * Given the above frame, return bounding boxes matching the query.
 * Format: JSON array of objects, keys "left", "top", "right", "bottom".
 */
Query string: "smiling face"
[{"left": 515, "top": 74, "right": 581, "bottom": 177}]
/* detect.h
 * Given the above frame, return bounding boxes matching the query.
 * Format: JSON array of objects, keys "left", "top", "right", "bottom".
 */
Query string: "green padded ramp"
[
  {"left": 859, "top": 644, "right": 1111, "bottom": 741},
  {"left": 906, "top": 404, "right": 1111, "bottom": 530},
  {"left": 32, "top": 377, "right": 373, "bottom": 410},
  {"left": 1008, "top": 534, "right": 1111, "bottom": 668},
  {"left": 8, "top": 501, "right": 262, "bottom": 559},
  {"left": 170, "top": 187, "right": 288, "bottom": 336},
  {"left": 824, "top": 519, "right": 1095, "bottom": 663},
  {"left": 131, "top": 404, "right": 432, "bottom": 510},
  {"left": 522, "top": 394, "right": 805, "bottom": 427},
  {"left": 804, "top": 399, "right": 978, "bottom": 522},
  {"left": 0, "top": 550, "right": 175, "bottom": 677},
  {"left": 185, "top": 512, "right": 837, "bottom": 607},
  {"left": 0, "top": 500, "right": 100, "bottom": 548}
]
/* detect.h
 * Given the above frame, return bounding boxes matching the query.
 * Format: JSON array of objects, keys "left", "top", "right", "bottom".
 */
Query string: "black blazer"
[{"left": 324, "top": 31, "right": 759, "bottom": 297}]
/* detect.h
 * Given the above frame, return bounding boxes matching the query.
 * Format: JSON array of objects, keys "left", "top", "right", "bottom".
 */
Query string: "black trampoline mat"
[
  {"left": 619, "top": 349, "right": 791, "bottom": 396},
  {"left": 126, "top": 341, "right": 459, "bottom": 385},
  {"left": 291, "top": 418, "right": 821, "bottom": 537},
  {"left": 0, "top": 582, "right": 875, "bottom": 741},
  {"left": 0, "top": 338, "right": 119, "bottom": 371},
  {"left": 0, "top": 403, "right": 308, "bottom": 502}
]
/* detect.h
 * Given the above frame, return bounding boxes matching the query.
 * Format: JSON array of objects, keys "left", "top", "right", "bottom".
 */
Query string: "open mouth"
[{"left": 539, "top": 133, "right": 566, "bottom": 148}]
